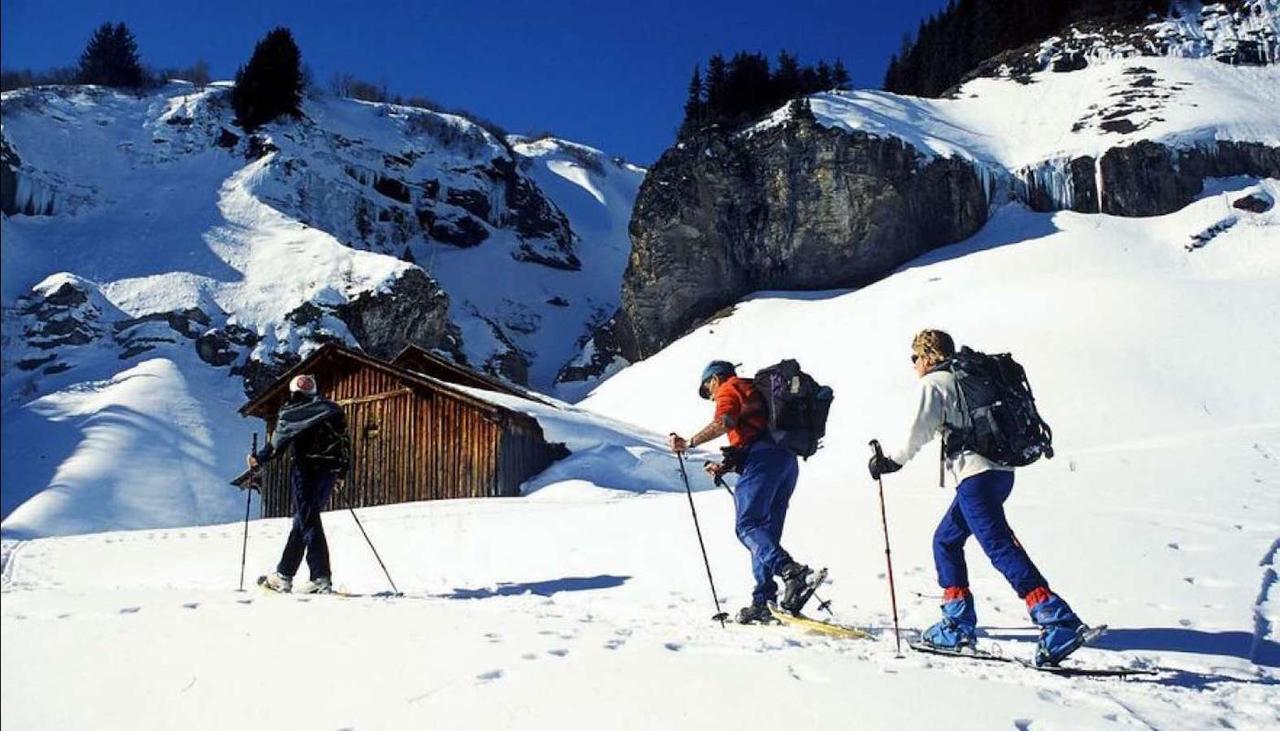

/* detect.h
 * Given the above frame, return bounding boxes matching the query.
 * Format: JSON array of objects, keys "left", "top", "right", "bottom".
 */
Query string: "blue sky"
[{"left": 1, "top": 0, "right": 947, "bottom": 163}]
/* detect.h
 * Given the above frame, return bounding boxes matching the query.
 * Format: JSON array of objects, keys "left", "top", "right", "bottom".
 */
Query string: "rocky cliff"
[
  {"left": 563, "top": 40, "right": 1279, "bottom": 385},
  {"left": 613, "top": 102, "right": 989, "bottom": 360},
  {"left": 1, "top": 83, "right": 642, "bottom": 400}
]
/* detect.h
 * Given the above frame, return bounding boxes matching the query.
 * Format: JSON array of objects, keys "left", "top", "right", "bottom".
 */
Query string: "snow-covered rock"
[{"left": 1, "top": 83, "right": 642, "bottom": 536}]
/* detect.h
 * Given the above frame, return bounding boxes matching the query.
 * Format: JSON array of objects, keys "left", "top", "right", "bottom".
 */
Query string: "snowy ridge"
[
  {"left": 752, "top": 56, "right": 1279, "bottom": 212},
  {"left": 763, "top": 57, "right": 1280, "bottom": 170}
]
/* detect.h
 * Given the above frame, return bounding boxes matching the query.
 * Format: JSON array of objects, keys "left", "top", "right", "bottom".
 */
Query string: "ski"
[
  {"left": 1012, "top": 658, "right": 1159, "bottom": 678},
  {"left": 909, "top": 631, "right": 1160, "bottom": 677},
  {"left": 769, "top": 606, "right": 874, "bottom": 640},
  {"left": 908, "top": 640, "right": 1012, "bottom": 664}
]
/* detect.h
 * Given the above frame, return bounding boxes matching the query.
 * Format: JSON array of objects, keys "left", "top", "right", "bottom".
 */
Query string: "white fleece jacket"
[{"left": 886, "top": 369, "right": 1012, "bottom": 486}]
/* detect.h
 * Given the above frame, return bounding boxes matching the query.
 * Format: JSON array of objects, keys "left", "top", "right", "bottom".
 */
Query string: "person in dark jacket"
[
  {"left": 669, "top": 360, "right": 815, "bottom": 623},
  {"left": 248, "top": 374, "right": 349, "bottom": 594}
]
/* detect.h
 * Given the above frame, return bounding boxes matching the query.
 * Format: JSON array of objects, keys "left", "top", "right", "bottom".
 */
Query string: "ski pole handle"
[{"left": 870, "top": 438, "right": 885, "bottom": 461}]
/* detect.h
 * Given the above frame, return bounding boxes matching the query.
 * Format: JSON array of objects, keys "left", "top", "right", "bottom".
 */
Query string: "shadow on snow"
[{"left": 445, "top": 574, "right": 631, "bottom": 600}]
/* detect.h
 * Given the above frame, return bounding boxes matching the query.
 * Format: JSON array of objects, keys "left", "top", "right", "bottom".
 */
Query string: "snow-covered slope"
[
  {"left": 3, "top": 178, "right": 1277, "bottom": 730},
  {"left": 1, "top": 83, "right": 642, "bottom": 537},
  {"left": 754, "top": 55, "right": 1280, "bottom": 209}
]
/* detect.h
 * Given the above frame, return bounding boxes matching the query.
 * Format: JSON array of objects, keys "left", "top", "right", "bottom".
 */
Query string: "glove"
[
  {"left": 668, "top": 433, "right": 688, "bottom": 454},
  {"left": 868, "top": 454, "right": 902, "bottom": 480}
]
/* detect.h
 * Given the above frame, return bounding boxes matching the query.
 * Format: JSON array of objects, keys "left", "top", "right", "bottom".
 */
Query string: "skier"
[
  {"left": 868, "top": 330, "right": 1089, "bottom": 666},
  {"left": 669, "top": 360, "right": 816, "bottom": 623},
  {"left": 248, "top": 374, "right": 350, "bottom": 594}
]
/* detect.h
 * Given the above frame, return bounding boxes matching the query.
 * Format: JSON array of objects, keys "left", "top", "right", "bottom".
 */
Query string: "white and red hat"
[{"left": 289, "top": 374, "right": 318, "bottom": 395}]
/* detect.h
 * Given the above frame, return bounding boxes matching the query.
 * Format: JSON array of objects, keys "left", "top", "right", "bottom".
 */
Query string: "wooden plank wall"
[{"left": 256, "top": 361, "right": 512, "bottom": 518}]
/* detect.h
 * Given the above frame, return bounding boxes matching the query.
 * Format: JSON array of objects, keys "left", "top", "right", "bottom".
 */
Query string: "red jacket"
[{"left": 713, "top": 376, "right": 767, "bottom": 448}]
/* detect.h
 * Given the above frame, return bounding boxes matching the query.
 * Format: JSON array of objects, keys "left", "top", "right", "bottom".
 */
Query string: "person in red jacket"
[{"left": 669, "top": 360, "right": 815, "bottom": 623}]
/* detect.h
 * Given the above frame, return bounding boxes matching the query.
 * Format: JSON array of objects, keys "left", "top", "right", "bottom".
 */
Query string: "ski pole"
[
  {"left": 336, "top": 478, "right": 400, "bottom": 595},
  {"left": 346, "top": 505, "right": 400, "bottom": 596},
  {"left": 674, "top": 447, "right": 729, "bottom": 627},
  {"left": 238, "top": 433, "right": 257, "bottom": 592},
  {"left": 870, "top": 439, "right": 903, "bottom": 657},
  {"left": 704, "top": 462, "right": 735, "bottom": 497}
]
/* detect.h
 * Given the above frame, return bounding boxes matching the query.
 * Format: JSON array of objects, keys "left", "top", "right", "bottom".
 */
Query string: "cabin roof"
[
  {"left": 389, "top": 344, "right": 531, "bottom": 398},
  {"left": 239, "top": 342, "right": 545, "bottom": 421}
]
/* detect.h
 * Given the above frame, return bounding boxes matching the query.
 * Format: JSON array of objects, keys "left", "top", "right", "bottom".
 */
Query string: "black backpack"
[
  {"left": 752, "top": 360, "right": 835, "bottom": 459},
  {"left": 297, "top": 412, "right": 351, "bottom": 473},
  {"left": 943, "top": 347, "right": 1053, "bottom": 467}
]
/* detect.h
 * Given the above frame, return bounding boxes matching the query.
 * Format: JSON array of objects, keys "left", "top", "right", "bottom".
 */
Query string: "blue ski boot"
[
  {"left": 1028, "top": 588, "right": 1086, "bottom": 667},
  {"left": 920, "top": 587, "right": 977, "bottom": 649}
]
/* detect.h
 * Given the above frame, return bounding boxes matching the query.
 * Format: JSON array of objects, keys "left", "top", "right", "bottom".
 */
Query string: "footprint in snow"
[
  {"left": 476, "top": 670, "right": 503, "bottom": 683},
  {"left": 664, "top": 642, "right": 683, "bottom": 652},
  {"left": 521, "top": 653, "right": 538, "bottom": 661},
  {"left": 547, "top": 649, "right": 569, "bottom": 658},
  {"left": 1168, "top": 542, "right": 1180, "bottom": 550},
  {"left": 119, "top": 607, "right": 141, "bottom": 614},
  {"left": 604, "top": 638, "right": 626, "bottom": 650},
  {"left": 183, "top": 603, "right": 199, "bottom": 610}
]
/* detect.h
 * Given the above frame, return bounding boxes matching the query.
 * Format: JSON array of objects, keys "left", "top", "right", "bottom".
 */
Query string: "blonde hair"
[{"left": 912, "top": 329, "right": 955, "bottom": 366}]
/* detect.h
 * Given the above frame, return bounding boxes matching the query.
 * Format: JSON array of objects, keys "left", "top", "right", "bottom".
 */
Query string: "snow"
[
  {"left": 755, "top": 56, "right": 1280, "bottom": 173},
  {"left": 0, "top": 358, "right": 248, "bottom": 539},
  {"left": 3, "top": 49, "right": 1280, "bottom": 729},
  {"left": 1, "top": 84, "right": 642, "bottom": 538},
  {"left": 4, "top": 177, "right": 1278, "bottom": 729}
]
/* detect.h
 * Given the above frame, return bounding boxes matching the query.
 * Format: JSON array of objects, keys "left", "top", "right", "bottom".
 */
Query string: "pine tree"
[
  {"left": 832, "top": 58, "right": 851, "bottom": 90},
  {"left": 815, "top": 60, "right": 834, "bottom": 90},
  {"left": 704, "top": 54, "right": 728, "bottom": 120},
  {"left": 231, "top": 27, "right": 304, "bottom": 131},
  {"left": 680, "top": 64, "right": 705, "bottom": 134},
  {"left": 77, "top": 22, "right": 146, "bottom": 88},
  {"left": 774, "top": 50, "right": 802, "bottom": 102}
]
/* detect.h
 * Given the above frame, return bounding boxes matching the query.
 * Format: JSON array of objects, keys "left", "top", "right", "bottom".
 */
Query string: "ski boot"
[
  {"left": 1027, "top": 588, "right": 1086, "bottom": 667},
  {"left": 779, "top": 562, "right": 819, "bottom": 614},
  {"left": 736, "top": 600, "right": 780, "bottom": 625},
  {"left": 920, "top": 587, "right": 977, "bottom": 650},
  {"left": 258, "top": 571, "right": 293, "bottom": 593},
  {"left": 298, "top": 576, "right": 333, "bottom": 595}
]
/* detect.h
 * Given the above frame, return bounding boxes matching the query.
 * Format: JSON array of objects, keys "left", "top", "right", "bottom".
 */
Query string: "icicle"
[
  {"left": 1094, "top": 156, "right": 1105, "bottom": 214},
  {"left": 13, "top": 173, "right": 57, "bottom": 216}
]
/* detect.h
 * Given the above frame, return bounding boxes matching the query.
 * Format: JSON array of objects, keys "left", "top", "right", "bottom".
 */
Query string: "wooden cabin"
[{"left": 234, "top": 343, "right": 567, "bottom": 518}]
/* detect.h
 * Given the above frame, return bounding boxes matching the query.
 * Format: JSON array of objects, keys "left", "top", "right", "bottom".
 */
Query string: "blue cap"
[{"left": 698, "top": 360, "right": 736, "bottom": 399}]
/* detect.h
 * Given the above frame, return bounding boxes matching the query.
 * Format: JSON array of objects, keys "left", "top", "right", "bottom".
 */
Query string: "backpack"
[
  {"left": 752, "top": 359, "right": 835, "bottom": 459},
  {"left": 298, "top": 412, "right": 351, "bottom": 473},
  {"left": 943, "top": 347, "right": 1053, "bottom": 467}
]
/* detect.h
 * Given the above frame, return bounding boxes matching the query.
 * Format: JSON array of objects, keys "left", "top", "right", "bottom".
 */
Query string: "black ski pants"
[{"left": 277, "top": 464, "right": 337, "bottom": 580}]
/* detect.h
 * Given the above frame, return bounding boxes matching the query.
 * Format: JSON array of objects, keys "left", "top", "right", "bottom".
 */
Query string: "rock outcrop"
[
  {"left": 615, "top": 103, "right": 990, "bottom": 360},
  {"left": 1018, "top": 141, "right": 1280, "bottom": 217}
]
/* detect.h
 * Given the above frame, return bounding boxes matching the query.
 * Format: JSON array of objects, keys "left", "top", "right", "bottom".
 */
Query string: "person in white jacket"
[{"left": 868, "top": 329, "right": 1090, "bottom": 667}]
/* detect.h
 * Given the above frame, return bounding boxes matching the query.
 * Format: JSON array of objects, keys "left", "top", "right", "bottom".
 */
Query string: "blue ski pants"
[
  {"left": 933, "top": 469, "right": 1047, "bottom": 598},
  {"left": 734, "top": 439, "right": 799, "bottom": 604},
  {"left": 277, "top": 464, "right": 337, "bottom": 580}
]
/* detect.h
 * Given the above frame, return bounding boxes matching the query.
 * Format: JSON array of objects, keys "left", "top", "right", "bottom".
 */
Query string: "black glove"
[{"left": 868, "top": 454, "right": 902, "bottom": 480}]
